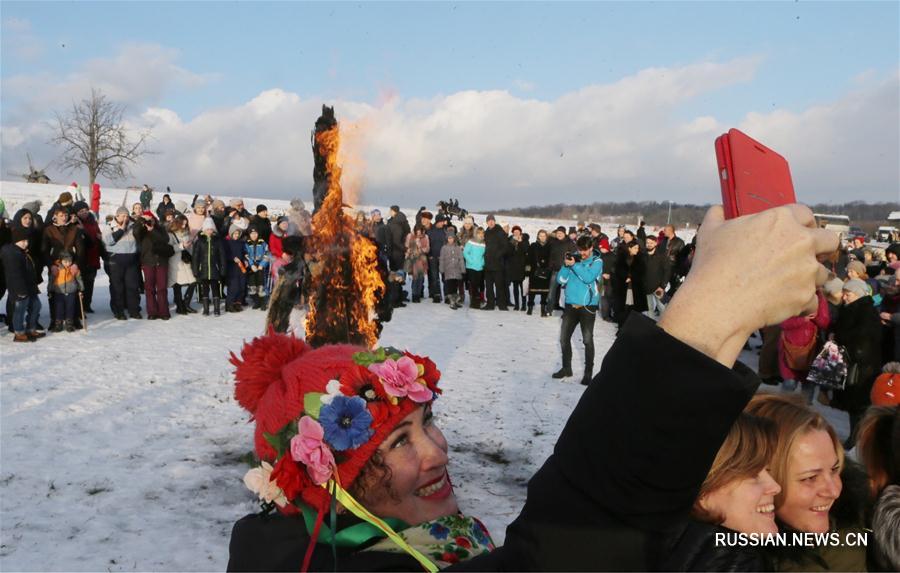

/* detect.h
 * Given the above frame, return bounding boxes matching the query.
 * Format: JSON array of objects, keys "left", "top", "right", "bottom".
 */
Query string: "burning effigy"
[{"left": 266, "top": 105, "right": 386, "bottom": 348}]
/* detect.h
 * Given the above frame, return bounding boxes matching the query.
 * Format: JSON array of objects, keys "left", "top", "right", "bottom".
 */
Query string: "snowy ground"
[{"left": 0, "top": 181, "right": 841, "bottom": 571}]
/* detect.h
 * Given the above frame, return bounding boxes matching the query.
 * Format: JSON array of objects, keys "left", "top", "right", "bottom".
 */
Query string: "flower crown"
[{"left": 243, "top": 346, "right": 442, "bottom": 512}]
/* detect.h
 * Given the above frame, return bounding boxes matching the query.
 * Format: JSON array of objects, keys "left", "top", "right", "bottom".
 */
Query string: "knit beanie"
[
  {"left": 846, "top": 260, "right": 866, "bottom": 277},
  {"left": 842, "top": 278, "right": 869, "bottom": 298},
  {"left": 232, "top": 336, "right": 442, "bottom": 516},
  {"left": 115, "top": 206, "right": 130, "bottom": 218},
  {"left": 822, "top": 277, "right": 844, "bottom": 297},
  {"left": 201, "top": 218, "right": 217, "bottom": 233},
  {"left": 230, "top": 198, "right": 244, "bottom": 208},
  {"left": 228, "top": 223, "right": 243, "bottom": 237},
  {"left": 256, "top": 204, "right": 268, "bottom": 214}
]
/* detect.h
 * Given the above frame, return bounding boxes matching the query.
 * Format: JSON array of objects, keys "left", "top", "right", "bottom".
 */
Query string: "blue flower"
[
  {"left": 319, "top": 395, "right": 373, "bottom": 451},
  {"left": 429, "top": 522, "right": 450, "bottom": 540}
]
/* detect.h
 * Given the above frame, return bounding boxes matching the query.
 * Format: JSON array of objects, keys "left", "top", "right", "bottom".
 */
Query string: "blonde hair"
[
  {"left": 745, "top": 394, "right": 844, "bottom": 509},
  {"left": 692, "top": 414, "right": 777, "bottom": 524}
]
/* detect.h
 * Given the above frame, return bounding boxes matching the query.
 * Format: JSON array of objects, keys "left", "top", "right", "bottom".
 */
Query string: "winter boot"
[
  {"left": 552, "top": 367, "right": 573, "bottom": 379},
  {"left": 213, "top": 297, "right": 221, "bottom": 316},
  {"left": 202, "top": 298, "right": 210, "bottom": 316},
  {"left": 540, "top": 305, "right": 549, "bottom": 317},
  {"left": 50, "top": 320, "right": 64, "bottom": 333},
  {"left": 252, "top": 295, "right": 261, "bottom": 310},
  {"left": 527, "top": 304, "right": 534, "bottom": 315},
  {"left": 64, "top": 320, "right": 75, "bottom": 333},
  {"left": 259, "top": 296, "right": 269, "bottom": 311},
  {"left": 13, "top": 333, "right": 31, "bottom": 343}
]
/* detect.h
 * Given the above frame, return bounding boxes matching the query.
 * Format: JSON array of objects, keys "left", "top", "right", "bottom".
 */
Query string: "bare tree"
[{"left": 51, "top": 87, "right": 153, "bottom": 187}]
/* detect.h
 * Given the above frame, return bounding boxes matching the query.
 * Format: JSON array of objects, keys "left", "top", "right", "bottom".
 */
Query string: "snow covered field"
[{"left": 0, "top": 181, "right": 844, "bottom": 571}]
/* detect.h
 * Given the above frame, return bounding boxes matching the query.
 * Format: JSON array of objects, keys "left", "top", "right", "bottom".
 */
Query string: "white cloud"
[{"left": 4, "top": 56, "right": 897, "bottom": 208}]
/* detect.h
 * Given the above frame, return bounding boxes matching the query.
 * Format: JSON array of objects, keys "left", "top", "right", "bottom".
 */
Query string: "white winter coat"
[{"left": 168, "top": 230, "right": 196, "bottom": 286}]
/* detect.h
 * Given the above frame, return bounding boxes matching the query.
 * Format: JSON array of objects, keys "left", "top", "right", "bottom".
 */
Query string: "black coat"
[
  {"left": 506, "top": 237, "right": 529, "bottom": 282},
  {"left": 250, "top": 215, "right": 273, "bottom": 244},
  {"left": 643, "top": 249, "right": 670, "bottom": 294},
  {"left": 133, "top": 222, "right": 172, "bottom": 267},
  {"left": 371, "top": 220, "right": 391, "bottom": 261},
  {"left": 387, "top": 213, "right": 411, "bottom": 270},
  {"left": 661, "top": 521, "right": 772, "bottom": 571},
  {"left": 548, "top": 236, "right": 574, "bottom": 271},
  {"left": 832, "top": 296, "right": 883, "bottom": 412},
  {"left": 613, "top": 252, "right": 649, "bottom": 314},
  {"left": 0, "top": 244, "right": 40, "bottom": 298},
  {"left": 11, "top": 209, "right": 44, "bottom": 281},
  {"left": 526, "top": 240, "right": 552, "bottom": 291},
  {"left": 483, "top": 225, "right": 510, "bottom": 272},
  {"left": 192, "top": 234, "right": 227, "bottom": 281},
  {"left": 227, "top": 315, "right": 759, "bottom": 571}
]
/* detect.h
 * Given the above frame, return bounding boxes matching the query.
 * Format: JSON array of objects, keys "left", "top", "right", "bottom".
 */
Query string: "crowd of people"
[
  {"left": 0, "top": 189, "right": 314, "bottom": 339},
  {"left": 226, "top": 204, "right": 899, "bottom": 572}
]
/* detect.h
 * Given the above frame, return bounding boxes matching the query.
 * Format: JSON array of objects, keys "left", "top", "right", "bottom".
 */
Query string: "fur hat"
[
  {"left": 201, "top": 218, "right": 217, "bottom": 233},
  {"left": 11, "top": 226, "right": 29, "bottom": 243},
  {"left": 58, "top": 192, "right": 74, "bottom": 206},
  {"left": 229, "top": 198, "right": 244, "bottom": 208},
  {"left": 231, "top": 336, "right": 442, "bottom": 515},
  {"left": 228, "top": 223, "right": 244, "bottom": 237},
  {"left": 842, "top": 278, "right": 869, "bottom": 298}
]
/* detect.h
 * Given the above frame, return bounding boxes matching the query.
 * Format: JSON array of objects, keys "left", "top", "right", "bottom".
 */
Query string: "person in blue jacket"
[{"left": 553, "top": 235, "right": 604, "bottom": 385}]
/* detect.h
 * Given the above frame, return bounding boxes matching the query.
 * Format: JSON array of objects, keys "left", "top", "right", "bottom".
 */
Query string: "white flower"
[
  {"left": 243, "top": 461, "right": 288, "bottom": 507},
  {"left": 319, "top": 379, "right": 343, "bottom": 405}
]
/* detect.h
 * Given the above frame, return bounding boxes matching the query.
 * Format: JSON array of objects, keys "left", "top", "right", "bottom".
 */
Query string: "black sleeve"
[
  {"left": 497, "top": 313, "right": 759, "bottom": 571},
  {"left": 111, "top": 228, "right": 125, "bottom": 242}
]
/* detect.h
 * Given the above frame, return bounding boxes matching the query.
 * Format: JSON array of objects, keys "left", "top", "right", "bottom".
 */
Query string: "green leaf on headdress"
[
  {"left": 303, "top": 392, "right": 324, "bottom": 419},
  {"left": 263, "top": 431, "right": 285, "bottom": 456}
]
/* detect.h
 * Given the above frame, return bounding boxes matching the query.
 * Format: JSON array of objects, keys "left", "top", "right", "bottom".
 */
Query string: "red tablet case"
[{"left": 715, "top": 129, "right": 796, "bottom": 219}]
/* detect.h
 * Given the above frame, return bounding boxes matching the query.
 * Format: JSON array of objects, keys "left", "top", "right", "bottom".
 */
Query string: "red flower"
[
  {"left": 341, "top": 364, "right": 391, "bottom": 402},
  {"left": 271, "top": 455, "right": 310, "bottom": 502},
  {"left": 367, "top": 401, "right": 391, "bottom": 428},
  {"left": 440, "top": 552, "right": 459, "bottom": 564},
  {"left": 403, "top": 351, "right": 442, "bottom": 394},
  {"left": 455, "top": 536, "right": 471, "bottom": 549}
]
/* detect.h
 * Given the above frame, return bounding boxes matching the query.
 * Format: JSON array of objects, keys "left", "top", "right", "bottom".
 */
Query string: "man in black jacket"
[
  {"left": 547, "top": 226, "right": 574, "bottom": 314},
  {"left": 250, "top": 205, "right": 272, "bottom": 245},
  {"left": 424, "top": 213, "right": 447, "bottom": 302},
  {"left": 483, "top": 214, "right": 511, "bottom": 310},
  {"left": 386, "top": 206, "right": 410, "bottom": 272},
  {"left": 642, "top": 235, "right": 670, "bottom": 320}
]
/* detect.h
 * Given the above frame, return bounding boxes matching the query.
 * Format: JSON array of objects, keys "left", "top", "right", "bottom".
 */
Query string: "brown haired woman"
[{"left": 663, "top": 414, "right": 781, "bottom": 571}]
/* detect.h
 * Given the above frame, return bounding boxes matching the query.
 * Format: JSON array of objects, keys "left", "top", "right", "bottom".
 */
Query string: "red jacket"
[
  {"left": 778, "top": 291, "right": 830, "bottom": 381},
  {"left": 90, "top": 183, "right": 101, "bottom": 214},
  {"left": 80, "top": 216, "right": 102, "bottom": 269},
  {"left": 269, "top": 232, "right": 284, "bottom": 259}
]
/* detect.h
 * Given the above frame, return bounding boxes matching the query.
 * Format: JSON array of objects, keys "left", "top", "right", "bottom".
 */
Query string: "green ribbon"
[{"left": 301, "top": 505, "right": 409, "bottom": 548}]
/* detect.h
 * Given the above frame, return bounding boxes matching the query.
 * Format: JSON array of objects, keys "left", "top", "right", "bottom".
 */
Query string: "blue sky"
[{"left": 2, "top": 1, "right": 898, "bottom": 206}]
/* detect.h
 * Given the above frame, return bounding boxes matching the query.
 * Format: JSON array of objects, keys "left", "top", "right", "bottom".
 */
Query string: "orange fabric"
[{"left": 871, "top": 373, "right": 900, "bottom": 406}]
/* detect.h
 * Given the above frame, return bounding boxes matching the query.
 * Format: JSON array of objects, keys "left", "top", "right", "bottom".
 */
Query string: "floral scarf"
[{"left": 362, "top": 514, "right": 495, "bottom": 568}]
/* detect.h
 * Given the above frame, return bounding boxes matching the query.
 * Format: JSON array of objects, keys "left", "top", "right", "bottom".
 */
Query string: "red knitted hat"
[{"left": 231, "top": 331, "right": 441, "bottom": 515}]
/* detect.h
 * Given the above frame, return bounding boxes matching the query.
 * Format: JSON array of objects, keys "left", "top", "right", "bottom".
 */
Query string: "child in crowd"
[
  {"left": 463, "top": 227, "right": 486, "bottom": 309},
  {"left": 191, "top": 218, "right": 226, "bottom": 316},
  {"left": 48, "top": 251, "right": 84, "bottom": 332},
  {"left": 439, "top": 233, "right": 465, "bottom": 309},
  {"left": 224, "top": 224, "right": 248, "bottom": 313},
  {"left": 243, "top": 226, "right": 270, "bottom": 310}
]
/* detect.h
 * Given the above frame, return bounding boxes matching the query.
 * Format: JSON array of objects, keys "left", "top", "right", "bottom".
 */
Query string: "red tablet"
[{"left": 715, "top": 128, "right": 796, "bottom": 219}]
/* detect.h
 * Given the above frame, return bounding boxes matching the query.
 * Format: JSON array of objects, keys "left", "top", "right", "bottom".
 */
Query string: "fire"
[{"left": 305, "top": 122, "right": 384, "bottom": 349}]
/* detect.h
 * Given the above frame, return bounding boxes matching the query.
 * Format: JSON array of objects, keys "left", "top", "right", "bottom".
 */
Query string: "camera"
[{"left": 565, "top": 252, "right": 582, "bottom": 262}]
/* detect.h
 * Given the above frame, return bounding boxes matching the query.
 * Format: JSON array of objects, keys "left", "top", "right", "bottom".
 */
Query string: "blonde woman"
[{"left": 745, "top": 394, "right": 868, "bottom": 572}]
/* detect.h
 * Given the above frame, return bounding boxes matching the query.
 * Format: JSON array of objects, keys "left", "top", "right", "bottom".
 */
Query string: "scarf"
[{"left": 361, "top": 513, "right": 495, "bottom": 568}]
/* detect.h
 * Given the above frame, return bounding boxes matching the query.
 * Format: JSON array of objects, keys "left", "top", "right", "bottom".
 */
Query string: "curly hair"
[{"left": 348, "top": 449, "right": 400, "bottom": 506}]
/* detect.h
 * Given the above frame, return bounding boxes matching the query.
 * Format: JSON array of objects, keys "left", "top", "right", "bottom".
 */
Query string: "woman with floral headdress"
[{"left": 228, "top": 204, "right": 841, "bottom": 571}]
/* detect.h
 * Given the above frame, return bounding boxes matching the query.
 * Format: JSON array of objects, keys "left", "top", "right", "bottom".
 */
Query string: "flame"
[{"left": 305, "top": 123, "right": 384, "bottom": 349}]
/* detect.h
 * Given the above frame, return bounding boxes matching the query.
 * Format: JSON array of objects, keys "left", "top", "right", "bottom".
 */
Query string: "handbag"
[
  {"left": 807, "top": 341, "right": 850, "bottom": 390},
  {"left": 181, "top": 250, "right": 192, "bottom": 264},
  {"left": 781, "top": 333, "right": 817, "bottom": 371}
]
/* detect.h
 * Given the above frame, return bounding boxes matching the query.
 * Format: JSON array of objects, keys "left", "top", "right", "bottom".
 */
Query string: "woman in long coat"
[
  {"left": 526, "top": 229, "right": 552, "bottom": 315},
  {"left": 167, "top": 215, "right": 197, "bottom": 314},
  {"left": 405, "top": 226, "right": 430, "bottom": 303},
  {"left": 612, "top": 241, "right": 648, "bottom": 326}
]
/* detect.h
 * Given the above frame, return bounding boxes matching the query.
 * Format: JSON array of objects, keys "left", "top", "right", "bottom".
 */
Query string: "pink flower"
[
  {"left": 290, "top": 416, "right": 335, "bottom": 485},
  {"left": 368, "top": 357, "right": 433, "bottom": 403}
]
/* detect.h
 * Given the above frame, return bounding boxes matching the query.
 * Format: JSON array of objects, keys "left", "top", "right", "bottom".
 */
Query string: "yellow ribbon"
[{"left": 322, "top": 479, "right": 439, "bottom": 572}]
